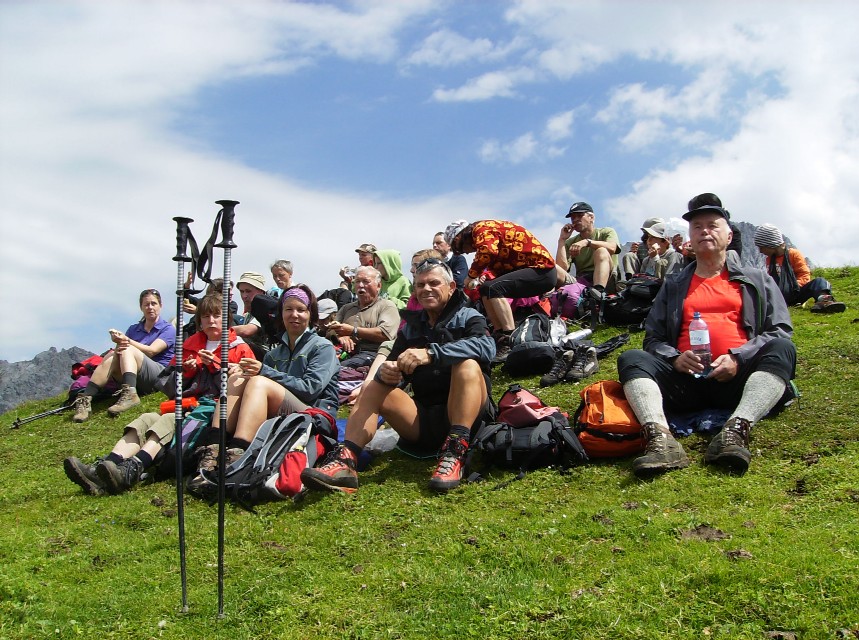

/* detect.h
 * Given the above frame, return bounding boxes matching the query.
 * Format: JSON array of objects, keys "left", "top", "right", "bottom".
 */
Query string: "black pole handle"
[
  {"left": 214, "top": 200, "right": 238, "bottom": 249},
  {"left": 173, "top": 216, "right": 194, "bottom": 263}
]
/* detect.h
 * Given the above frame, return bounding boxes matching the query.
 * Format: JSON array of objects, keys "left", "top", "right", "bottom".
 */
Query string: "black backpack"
[
  {"left": 467, "top": 384, "right": 588, "bottom": 487},
  {"left": 603, "top": 274, "right": 662, "bottom": 327},
  {"left": 503, "top": 340, "right": 557, "bottom": 377},
  {"left": 509, "top": 312, "right": 551, "bottom": 345}
]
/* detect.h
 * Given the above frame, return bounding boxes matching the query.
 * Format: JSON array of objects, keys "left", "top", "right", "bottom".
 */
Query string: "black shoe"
[
  {"left": 491, "top": 333, "right": 512, "bottom": 365},
  {"left": 64, "top": 457, "right": 107, "bottom": 496},
  {"left": 97, "top": 457, "right": 143, "bottom": 495},
  {"left": 704, "top": 417, "right": 751, "bottom": 474},
  {"left": 810, "top": 294, "right": 846, "bottom": 314},
  {"left": 632, "top": 423, "right": 689, "bottom": 478},
  {"left": 540, "top": 350, "right": 573, "bottom": 387},
  {"left": 565, "top": 345, "right": 599, "bottom": 382}
]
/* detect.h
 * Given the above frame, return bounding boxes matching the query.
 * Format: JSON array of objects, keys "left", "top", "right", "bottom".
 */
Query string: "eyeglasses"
[
  {"left": 415, "top": 258, "right": 453, "bottom": 275},
  {"left": 139, "top": 288, "right": 160, "bottom": 297}
]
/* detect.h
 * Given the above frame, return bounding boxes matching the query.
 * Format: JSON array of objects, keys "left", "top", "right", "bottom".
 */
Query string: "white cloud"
[
  {"left": 432, "top": 67, "right": 535, "bottom": 102},
  {"left": 544, "top": 110, "right": 574, "bottom": 141},
  {"left": 405, "top": 28, "right": 524, "bottom": 67}
]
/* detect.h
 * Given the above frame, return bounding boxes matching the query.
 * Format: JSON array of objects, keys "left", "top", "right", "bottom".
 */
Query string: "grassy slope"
[{"left": 0, "top": 268, "right": 857, "bottom": 640}]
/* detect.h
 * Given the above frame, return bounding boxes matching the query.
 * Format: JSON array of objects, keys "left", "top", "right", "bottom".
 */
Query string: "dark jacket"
[
  {"left": 644, "top": 251, "right": 793, "bottom": 368},
  {"left": 387, "top": 289, "right": 495, "bottom": 406}
]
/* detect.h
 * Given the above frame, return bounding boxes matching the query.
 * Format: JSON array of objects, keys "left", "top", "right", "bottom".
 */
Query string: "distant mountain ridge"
[{"left": 0, "top": 347, "right": 95, "bottom": 415}]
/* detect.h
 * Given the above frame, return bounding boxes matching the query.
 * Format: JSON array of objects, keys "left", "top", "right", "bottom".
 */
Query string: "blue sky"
[{"left": 1, "top": 1, "right": 858, "bottom": 362}]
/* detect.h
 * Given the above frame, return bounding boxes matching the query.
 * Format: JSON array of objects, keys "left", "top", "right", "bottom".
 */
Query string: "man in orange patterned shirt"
[{"left": 444, "top": 219, "right": 555, "bottom": 363}]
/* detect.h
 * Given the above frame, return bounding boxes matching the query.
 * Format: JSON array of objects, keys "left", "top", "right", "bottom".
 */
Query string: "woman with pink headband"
[{"left": 186, "top": 284, "right": 339, "bottom": 491}]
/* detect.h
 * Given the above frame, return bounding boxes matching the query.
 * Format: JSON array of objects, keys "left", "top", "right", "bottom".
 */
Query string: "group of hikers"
[{"left": 63, "top": 192, "right": 847, "bottom": 498}]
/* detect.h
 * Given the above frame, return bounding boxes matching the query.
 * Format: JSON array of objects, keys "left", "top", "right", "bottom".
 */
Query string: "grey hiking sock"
[
  {"left": 623, "top": 377, "right": 669, "bottom": 430},
  {"left": 730, "top": 371, "right": 786, "bottom": 424}
]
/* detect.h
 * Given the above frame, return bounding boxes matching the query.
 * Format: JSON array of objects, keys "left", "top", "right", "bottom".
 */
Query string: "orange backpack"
[{"left": 573, "top": 380, "right": 645, "bottom": 458}]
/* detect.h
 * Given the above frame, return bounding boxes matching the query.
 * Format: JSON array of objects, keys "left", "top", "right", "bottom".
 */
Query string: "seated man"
[
  {"left": 302, "top": 259, "right": 496, "bottom": 493},
  {"left": 433, "top": 230, "right": 468, "bottom": 288},
  {"left": 618, "top": 200, "right": 796, "bottom": 477},
  {"left": 754, "top": 223, "right": 846, "bottom": 313},
  {"left": 555, "top": 201, "right": 620, "bottom": 294},
  {"left": 326, "top": 266, "right": 400, "bottom": 369}
]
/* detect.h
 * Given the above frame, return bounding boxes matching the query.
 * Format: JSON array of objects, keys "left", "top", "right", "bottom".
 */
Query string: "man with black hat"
[
  {"left": 555, "top": 201, "right": 620, "bottom": 296},
  {"left": 617, "top": 198, "right": 797, "bottom": 477}
]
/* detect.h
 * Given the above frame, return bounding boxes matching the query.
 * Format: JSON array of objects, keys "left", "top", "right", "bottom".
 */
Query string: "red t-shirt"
[{"left": 677, "top": 271, "right": 747, "bottom": 357}]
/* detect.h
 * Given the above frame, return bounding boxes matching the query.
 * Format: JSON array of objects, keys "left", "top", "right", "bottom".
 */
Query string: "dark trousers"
[
  {"left": 479, "top": 266, "right": 555, "bottom": 300},
  {"left": 788, "top": 277, "right": 831, "bottom": 305},
  {"left": 617, "top": 338, "right": 796, "bottom": 413}
]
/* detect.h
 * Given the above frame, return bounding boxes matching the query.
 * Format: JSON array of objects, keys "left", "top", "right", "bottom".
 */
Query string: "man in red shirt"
[{"left": 617, "top": 200, "right": 796, "bottom": 476}]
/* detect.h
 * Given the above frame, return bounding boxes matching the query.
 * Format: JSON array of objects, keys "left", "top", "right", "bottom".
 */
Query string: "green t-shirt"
[{"left": 564, "top": 227, "right": 620, "bottom": 273}]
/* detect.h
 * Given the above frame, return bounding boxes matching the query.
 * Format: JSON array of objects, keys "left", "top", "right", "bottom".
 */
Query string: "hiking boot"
[
  {"left": 186, "top": 444, "right": 219, "bottom": 495},
  {"left": 704, "top": 417, "right": 752, "bottom": 474},
  {"left": 491, "top": 334, "right": 512, "bottom": 365},
  {"left": 632, "top": 422, "right": 690, "bottom": 478},
  {"left": 540, "top": 350, "right": 574, "bottom": 387},
  {"left": 97, "top": 456, "right": 143, "bottom": 495},
  {"left": 107, "top": 384, "right": 140, "bottom": 417},
  {"left": 64, "top": 456, "right": 106, "bottom": 496},
  {"left": 224, "top": 447, "right": 245, "bottom": 470},
  {"left": 565, "top": 345, "right": 599, "bottom": 382},
  {"left": 72, "top": 395, "right": 92, "bottom": 423},
  {"left": 428, "top": 434, "right": 469, "bottom": 492},
  {"left": 810, "top": 294, "right": 846, "bottom": 314},
  {"left": 300, "top": 445, "right": 359, "bottom": 494}
]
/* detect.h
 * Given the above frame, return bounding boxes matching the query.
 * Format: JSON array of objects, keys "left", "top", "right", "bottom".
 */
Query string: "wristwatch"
[
  {"left": 586, "top": 238, "right": 593, "bottom": 248},
  {"left": 352, "top": 325, "right": 359, "bottom": 340}
]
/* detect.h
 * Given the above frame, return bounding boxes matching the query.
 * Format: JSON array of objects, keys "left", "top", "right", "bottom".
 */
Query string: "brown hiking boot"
[
  {"left": 107, "top": 384, "right": 140, "bottom": 417},
  {"left": 632, "top": 422, "right": 690, "bottom": 478},
  {"left": 186, "top": 444, "right": 220, "bottom": 495},
  {"left": 810, "top": 294, "right": 846, "bottom": 314},
  {"left": 704, "top": 417, "right": 752, "bottom": 474},
  {"left": 72, "top": 395, "right": 92, "bottom": 423}
]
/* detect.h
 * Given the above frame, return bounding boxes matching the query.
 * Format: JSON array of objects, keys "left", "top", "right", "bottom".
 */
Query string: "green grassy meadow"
[{"left": 1, "top": 267, "right": 857, "bottom": 640}]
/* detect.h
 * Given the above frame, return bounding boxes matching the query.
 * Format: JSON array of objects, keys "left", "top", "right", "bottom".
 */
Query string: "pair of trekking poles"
[{"left": 172, "top": 199, "right": 238, "bottom": 618}]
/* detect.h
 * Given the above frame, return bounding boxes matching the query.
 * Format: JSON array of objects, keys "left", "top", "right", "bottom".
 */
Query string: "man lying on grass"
[
  {"left": 618, "top": 196, "right": 797, "bottom": 477},
  {"left": 301, "top": 259, "right": 496, "bottom": 494}
]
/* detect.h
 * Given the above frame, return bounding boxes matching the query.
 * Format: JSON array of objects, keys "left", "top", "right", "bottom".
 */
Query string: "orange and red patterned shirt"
[{"left": 467, "top": 220, "right": 555, "bottom": 280}]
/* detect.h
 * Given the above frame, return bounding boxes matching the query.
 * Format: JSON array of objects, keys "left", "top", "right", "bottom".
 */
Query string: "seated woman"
[
  {"left": 63, "top": 295, "right": 254, "bottom": 495},
  {"left": 72, "top": 289, "right": 176, "bottom": 423},
  {"left": 187, "top": 285, "right": 340, "bottom": 490}
]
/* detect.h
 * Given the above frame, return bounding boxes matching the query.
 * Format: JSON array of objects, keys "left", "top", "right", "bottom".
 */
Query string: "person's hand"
[
  {"left": 558, "top": 223, "right": 574, "bottom": 242},
  {"left": 630, "top": 241, "right": 640, "bottom": 253},
  {"left": 648, "top": 244, "right": 660, "bottom": 258},
  {"left": 238, "top": 357, "right": 261, "bottom": 378},
  {"left": 672, "top": 350, "right": 708, "bottom": 376},
  {"left": 198, "top": 349, "right": 215, "bottom": 367},
  {"left": 182, "top": 300, "right": 196, "bottom": 314},
  {"left": 397, "top": 348, "right": 431, "bottom": 375},
  {"left": 672, "top": 234, "right": 684, "bottom": 251},
  {"left": 377, "top": 361, "right": 403, "bottom": 386},
  {"left": 568, "top": 240, "right": 586, "bottom": 258},
  {"left": 183, "top": 357, "right": 198, "bottom": 373},
  {"left": 327, "top": 321, "right": 353, "bottom": 337},
  {"left": 227, "top": 362, "right": 242, "bottom": 376},
  {"left": 338, "top": 336, "right": 356, "bottom": 353},
  {"left": 708, "top": 353, "right": 739, "bottom": 382}
]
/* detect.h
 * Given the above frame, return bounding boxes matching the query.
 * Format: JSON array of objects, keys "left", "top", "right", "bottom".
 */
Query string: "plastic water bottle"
[
  {"left": 559, "top": 327, "right": 593, "bottom": 349},
  {"left": 689, "top": 311, "right": 711, "bottom": 378}
]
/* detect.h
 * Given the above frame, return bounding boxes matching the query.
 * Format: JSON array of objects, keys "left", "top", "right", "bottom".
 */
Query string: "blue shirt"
[{"left": 126, "top": 317, "right": 176, "bottom": 366}]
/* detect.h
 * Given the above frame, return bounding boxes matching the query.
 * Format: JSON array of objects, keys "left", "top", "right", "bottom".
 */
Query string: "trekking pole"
[
  {"left": 213, "top": 199, "right": 238, "bottom": 619},
  {"left": 172, "top": 215, "right": 194, "bottom": 613},
  {"left": 11, "top": 402, "right": 74, "bottom": 429}
]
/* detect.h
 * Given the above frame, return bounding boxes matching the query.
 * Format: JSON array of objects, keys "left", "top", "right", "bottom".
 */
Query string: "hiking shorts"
[
  {"left": 124, "top": 412, "right": 175, "bottom": 446},
  {"left": 277, "top": 388, "right": 309, "bottom": 417},
  {"left": 396, "top": 399, "right": 493, "bottom": 457},
  {"left": 137, "top": 357, "right": 166, "bottom": 395}
]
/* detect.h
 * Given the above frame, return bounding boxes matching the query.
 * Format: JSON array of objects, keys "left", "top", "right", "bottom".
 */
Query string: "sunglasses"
[{"left": 415, "top": 258, "right": 453, "bottom": 275}]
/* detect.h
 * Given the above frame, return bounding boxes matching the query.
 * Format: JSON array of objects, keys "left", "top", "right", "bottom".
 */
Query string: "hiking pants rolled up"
[
  {"left": 479, "top": 266, "right": 556, "bottom": 300},
  {"left": 617, "top": 338, "right": 796, "bottom": 413},
  {"left": 788, "top": 277, "right": 832, "bottom": 306}
]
